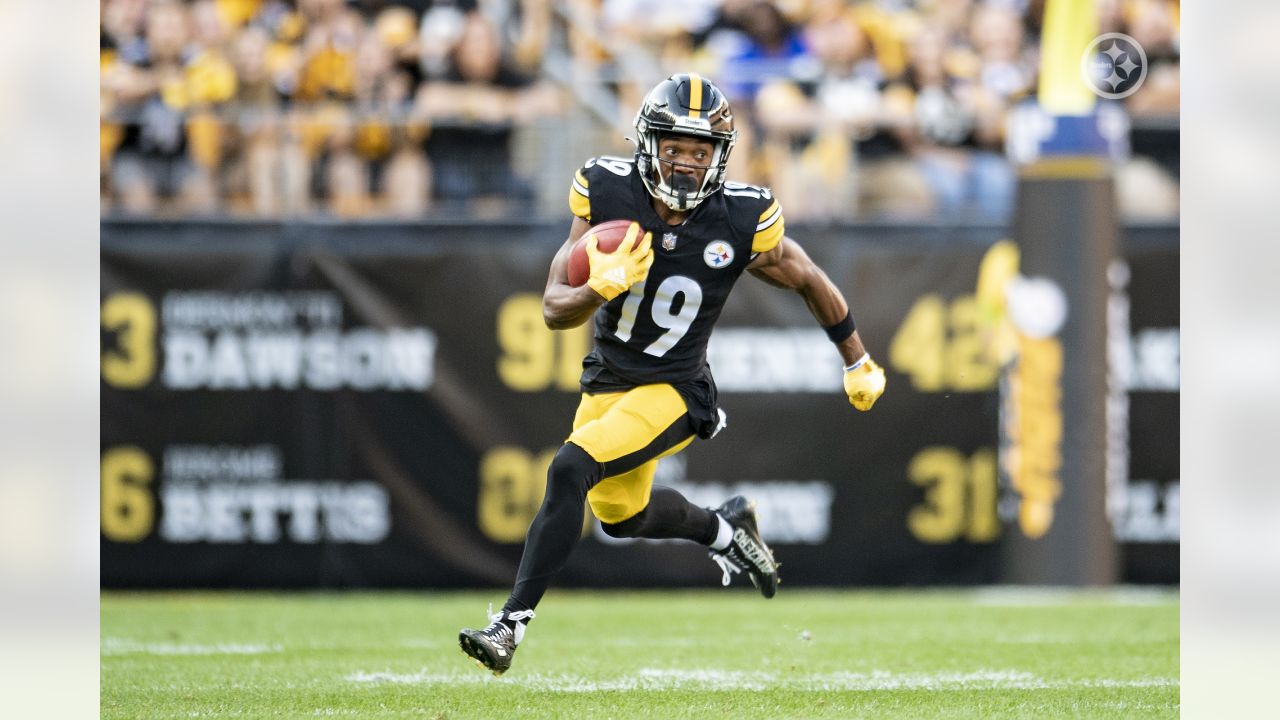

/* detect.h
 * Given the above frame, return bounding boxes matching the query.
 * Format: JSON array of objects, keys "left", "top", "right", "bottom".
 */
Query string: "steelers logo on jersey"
[{"left": 703, "top": 241, "right": 735, "bottom": 269}]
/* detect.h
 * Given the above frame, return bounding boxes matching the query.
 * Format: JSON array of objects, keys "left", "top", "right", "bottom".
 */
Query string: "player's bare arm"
[
  {"left": 748, "top": 236, "right": 886, "bottom": 410},
  {"left": 747, "top": 236, "right": 867, "bottom": 365},
  {"left": 542, "top": 217, "right": 605, "bottom": 329}
]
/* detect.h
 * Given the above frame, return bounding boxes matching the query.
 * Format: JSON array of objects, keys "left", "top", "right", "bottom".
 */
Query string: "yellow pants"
[{"left": 568, "top": 384, "right": 695, "bottom": 524}]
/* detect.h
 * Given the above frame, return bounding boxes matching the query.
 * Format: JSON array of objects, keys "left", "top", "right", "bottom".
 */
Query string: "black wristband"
[{"left": 823, "top": 310, "right": 856, "bottom": 343}]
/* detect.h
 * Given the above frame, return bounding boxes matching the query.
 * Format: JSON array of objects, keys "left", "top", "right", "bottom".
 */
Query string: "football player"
[{"left": 459, "top": 73, "right": 886, "bottom": 674}]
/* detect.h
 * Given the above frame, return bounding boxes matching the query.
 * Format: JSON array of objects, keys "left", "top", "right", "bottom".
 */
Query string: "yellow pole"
[{"left": 1038, "top": 0, "right": 1099, "bottom": 115}]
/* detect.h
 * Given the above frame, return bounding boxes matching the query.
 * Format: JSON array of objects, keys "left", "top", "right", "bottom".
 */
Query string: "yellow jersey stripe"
[
  {"left": 756, "top": 200, "right": 781, "bottom": 229},
  {"left": 568, "top": 182, "right": 591, "bottom": 219},
  {"left": 752, "top": 202, "right": 784, "bottom": 253},
  {"left": 574, "top": 169, "right": 589, "bottom": 189},
  {"left": 688, "top": 73, "right": 703, "bottom": 119}
]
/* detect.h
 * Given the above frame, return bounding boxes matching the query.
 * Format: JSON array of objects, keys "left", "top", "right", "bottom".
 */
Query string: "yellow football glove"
[
  {"left": 585, "top": 224, "right": 654, "bottom": 301},
  {"left": 843, "top": 355, "right": 886, "bottom": 411}
]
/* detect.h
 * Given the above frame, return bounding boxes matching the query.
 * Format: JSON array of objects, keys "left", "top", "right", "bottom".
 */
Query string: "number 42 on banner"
[{"left": 888, "top": 294, "right": 999, "bottom": 393}]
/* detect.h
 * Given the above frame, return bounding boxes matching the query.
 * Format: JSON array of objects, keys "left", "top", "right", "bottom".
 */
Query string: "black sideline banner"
[{"left": 101, "top": 221, "right": 1178, "bottom": 588}]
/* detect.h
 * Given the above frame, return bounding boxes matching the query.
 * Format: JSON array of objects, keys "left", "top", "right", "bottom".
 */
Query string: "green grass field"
[{"left": 101, "top": 589, "right": 1177, "bottom": 719}]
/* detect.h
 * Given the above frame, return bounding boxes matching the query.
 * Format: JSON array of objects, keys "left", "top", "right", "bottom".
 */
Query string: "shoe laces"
[
  {"left": 483, "top": 603, "right": 534, "bottom": 643},
  {"left": 483, "top": 620, "right": 513, "bottom": 644},
  {"left": 710, "top": 552, "right": 743, "bottom": 587}
]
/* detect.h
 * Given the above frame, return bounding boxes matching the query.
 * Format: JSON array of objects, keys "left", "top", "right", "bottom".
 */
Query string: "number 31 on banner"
[{"left": 907, "top": 446, "right": 999, "bottom": 544}]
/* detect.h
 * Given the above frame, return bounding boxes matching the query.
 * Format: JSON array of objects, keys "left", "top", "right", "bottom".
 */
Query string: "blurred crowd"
[{"left": 100, "top": 0, "right": 1180, "bottom": 220}]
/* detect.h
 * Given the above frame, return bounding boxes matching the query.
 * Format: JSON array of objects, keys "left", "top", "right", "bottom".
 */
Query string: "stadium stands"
[{"left": 100, "top": 0, "right": 1179, "bottom": 220}]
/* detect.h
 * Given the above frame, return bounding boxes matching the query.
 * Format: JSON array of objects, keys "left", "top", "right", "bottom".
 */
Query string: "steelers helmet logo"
[
  {"left": 1080, "top": 33, "right": 1148, "bottom": 100},
  {"left": 703, "top": 241, "right": 734, "bottom": 269}
]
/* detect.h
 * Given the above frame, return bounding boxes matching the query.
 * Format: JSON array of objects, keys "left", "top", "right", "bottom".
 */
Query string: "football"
[{"left": 566, "top": 219, "right": 645, "bottom": 287}]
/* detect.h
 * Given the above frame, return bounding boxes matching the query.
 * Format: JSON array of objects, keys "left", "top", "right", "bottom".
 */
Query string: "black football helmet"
[{"left": 634, "top": 73, "right": 738, "bottom": 212}]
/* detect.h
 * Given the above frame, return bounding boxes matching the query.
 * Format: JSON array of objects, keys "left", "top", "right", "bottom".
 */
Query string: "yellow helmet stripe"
[{"left": 688, "top": 73, "right": 703, "bottom": 119}]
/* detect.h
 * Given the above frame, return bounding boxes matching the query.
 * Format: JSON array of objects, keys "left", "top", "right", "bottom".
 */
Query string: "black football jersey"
[{"left": 567, "top": 156, "right": 785, "bottom": 429}]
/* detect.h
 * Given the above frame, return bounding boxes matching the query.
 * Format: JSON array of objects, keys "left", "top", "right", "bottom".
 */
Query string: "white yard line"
[
  {"left": 102, "top": 638, "right": 282, "bottom": 656},
  {"left": 967, "top": 586, "right": 1178, "bottom": 606},
  {"left": 345, "top": 667, "right": 1179, "bottom": 693}
]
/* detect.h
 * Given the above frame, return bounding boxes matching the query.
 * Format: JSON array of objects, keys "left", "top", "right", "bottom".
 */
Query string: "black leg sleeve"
[
  {"left": 505, "top": 443, "right": 601, "bottom": 614},
  {"left": 600, "top": 484, "right": 718, "bottom": 545}
]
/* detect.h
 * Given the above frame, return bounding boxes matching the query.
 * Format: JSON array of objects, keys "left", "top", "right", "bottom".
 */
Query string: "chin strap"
[{"left": 671, "top": 173, "right": 697, "bottom": 211}]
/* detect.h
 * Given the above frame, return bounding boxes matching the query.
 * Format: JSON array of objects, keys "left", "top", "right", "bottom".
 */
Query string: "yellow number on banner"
[
  {"left": 101, "top": 292, "right": 157, "bottom": 389},
  {"left": 101, "top": 446, "right": 155, "bottom": 542},
  {"left": 478, "top": 446, "right": 592, "bottom": 542},
  {"left": 907, "top": 447, "right": 966, "bottom": 542},
  {"left": 907, "top": 446, "right": 1000, "bottom": 544},
  {"left": 557, "top": 314, "right": 591, "bottom": 390},
  {"left": 889, "top": 295, "right": 946, "bottom": 392},
  {"left": 966, "top": 447, "right": 1000, "bottom": 542},
  {"left": 477, "top": 446, "right": 556, "bottom": 542},
  {"left": 947, "top": 296, "right": 1000, "bottom": 391},
  {"left": 497, "top": 294, "right": 590, "bottom": 392},
  {"left": 498, "top": 295, "right": 553, "bottom": 392},
  {"left": 890, "top": 294, "right": 999, "bottom": 392}
]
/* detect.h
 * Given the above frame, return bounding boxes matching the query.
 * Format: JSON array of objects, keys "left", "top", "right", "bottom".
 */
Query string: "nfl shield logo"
[{"left": 662, "top": 232, "right": 678, "bottom": 251}]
